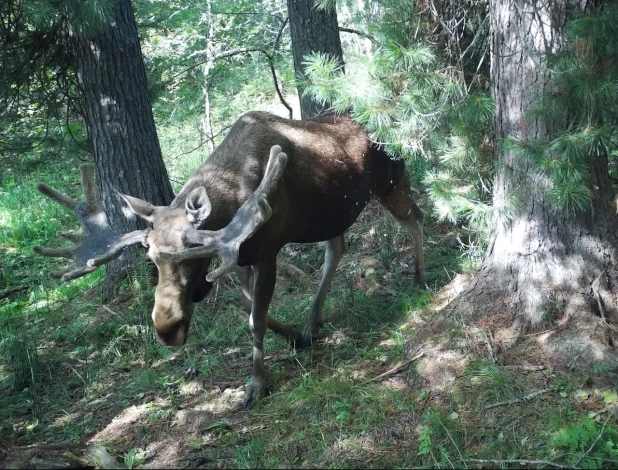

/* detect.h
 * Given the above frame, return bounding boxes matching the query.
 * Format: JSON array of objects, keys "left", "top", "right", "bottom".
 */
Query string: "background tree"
[
  {"left": 419, "top": 0, "right": 618, "bottom": 369},
  {"left": 1, "top": 0, "right": 175, "bottom": 291},
  {"left": 287, "top": 0, "right": 344, "bottom": 118},
  {"left": 68, "top": 0, "right": 175, "bottom": 290}
]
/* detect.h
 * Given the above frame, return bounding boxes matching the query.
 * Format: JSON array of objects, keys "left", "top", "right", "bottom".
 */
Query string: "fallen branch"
[
  {"left": 0, "top": 285, "right": 28, "bottom": 299},
  {"left": 102, "top": 304, "right": 121, "bottom": 316},
  {"left": 465, "top": 458, "right": 576, "bottom": 469},
  {"left": 83, "top": 445, "right": 121, "bottom": 469},
  {"left": 502, "top": 365, "right": 545, "bottom": 372},
  {"left": 485, "top": 388, "right": 552, "bottom": 410},
  {"left": 367, "top": 352, "right": 425, "bottom": 383},
  {"left": 277, "top": 261, "right": 315, "bottom": 285},
  {"left": 14, "top": 442, "right": 78, "bottom": 451}
]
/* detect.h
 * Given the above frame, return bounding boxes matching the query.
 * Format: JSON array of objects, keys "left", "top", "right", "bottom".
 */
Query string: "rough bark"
[
  {"left": 287, "top": 0, "right": 344, "bottom": 119},
  {"left": 68, "top": 0, "right": 174, "bottom": 294},
  {"left": 409, "top": 0, "right": 618, "bottom": 378}
]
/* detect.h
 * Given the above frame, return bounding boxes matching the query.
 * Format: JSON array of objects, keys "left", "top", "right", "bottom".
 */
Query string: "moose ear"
[
  {"left": 117, "top": 191, "right": 158, "bottom": 223},
  {"left": 185, "top": 186, "right": 212, "bottom": 224}
]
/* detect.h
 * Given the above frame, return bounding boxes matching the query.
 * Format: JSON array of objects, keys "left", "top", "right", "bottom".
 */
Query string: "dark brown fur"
[
  {"left": 38, "top": 111, "right": 425, "bottom": 408},
  {"left": 176, "top": 112, "right": 409, "bottom": 260}
]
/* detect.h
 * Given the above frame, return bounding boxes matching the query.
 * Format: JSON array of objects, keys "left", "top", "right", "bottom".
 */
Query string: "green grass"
[{"left": 2, "top": 161, "right": 617, "bottom": 469}]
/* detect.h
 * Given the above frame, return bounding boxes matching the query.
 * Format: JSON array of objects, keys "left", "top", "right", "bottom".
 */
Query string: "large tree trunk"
[
  {"left": 68, "top": 0, "right": 174, "bottom": 294},
  {"left": 287, "top": 0, "right": 344, "bottom": 119},
  {"left": 410, "top": 0, "right": 618, "bottom": 377}
]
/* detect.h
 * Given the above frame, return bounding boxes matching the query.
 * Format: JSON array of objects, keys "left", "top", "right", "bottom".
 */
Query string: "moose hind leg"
[
  {"left": 378, "top": 178, "right": 426, "bottom": 284},
  {"left": 235, "top": 265, "right": 300, "bottom": 343},
  {"left": 297, "top": 234, "right": 345, "bottom": 349}
]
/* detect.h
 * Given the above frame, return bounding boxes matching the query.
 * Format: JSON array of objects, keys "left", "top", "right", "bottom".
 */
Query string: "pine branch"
[{"left": 339, "top": 27, "right": 375, "bottom": 43}]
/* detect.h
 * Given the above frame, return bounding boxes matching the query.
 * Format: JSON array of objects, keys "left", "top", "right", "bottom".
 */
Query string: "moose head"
[
  {"left": 36, "top": 145, "right": 288, "bottom": 348},
  {"left": 34, "top": 111, "right": 425, "bottom": 407}
]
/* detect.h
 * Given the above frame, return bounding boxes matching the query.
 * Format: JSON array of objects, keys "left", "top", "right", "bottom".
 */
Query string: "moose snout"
[
  {"left": 152, "top": 308, "right": 190, "bottom": 346},
  {"left": 154, "top": 326, "right": 187, "bottom": 346}
]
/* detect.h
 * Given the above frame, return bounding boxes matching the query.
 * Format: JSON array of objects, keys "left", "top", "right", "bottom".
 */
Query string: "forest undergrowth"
[{"left": 1, "top": 160, "right": 617, "bottom": 469}]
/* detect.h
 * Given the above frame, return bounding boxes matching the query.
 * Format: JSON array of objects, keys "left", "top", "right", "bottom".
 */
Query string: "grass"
[{"left": 1, "top": 161, "right": 617, "bottom": 469}]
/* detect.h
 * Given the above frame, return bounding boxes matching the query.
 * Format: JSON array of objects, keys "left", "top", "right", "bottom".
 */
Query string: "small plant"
[
  {"left": 185, "top": 436, "right": 202, "bottom": 449},
  {"left": 124, "top": 448, "right": 145, "bottom": 469},
  {"left": 332, "top": 399, "right": 352, "bottom": 423}
]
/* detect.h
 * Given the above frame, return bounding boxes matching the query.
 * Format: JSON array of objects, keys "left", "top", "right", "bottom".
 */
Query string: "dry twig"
[
  {"left": 502, "top": 364, "right": 545, "bottom": 372},
  {"left": 367, "top": 352, "right": 425, "bottom": 383},
  {"left": 485, "top": 387, "right": 552, "bottom": 410}
]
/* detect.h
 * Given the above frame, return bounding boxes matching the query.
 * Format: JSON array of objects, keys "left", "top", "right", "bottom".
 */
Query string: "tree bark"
[
  {"left": 287, "top": 0, "right": 344, "bottom": 119},
  {"left": 410, "top": 0, "right": 618, "bottom": 374},
  {"left": 68, "top": 0, "right": 174, "bottom": 293}
]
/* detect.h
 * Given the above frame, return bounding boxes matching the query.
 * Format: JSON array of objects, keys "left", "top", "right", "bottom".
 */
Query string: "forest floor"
[{"left": 1, "top": 175, "right": 618, "bottom": 468}]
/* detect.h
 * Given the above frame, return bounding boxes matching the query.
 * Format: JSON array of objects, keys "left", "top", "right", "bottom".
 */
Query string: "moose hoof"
[
  {"left": 291, "top": 333, "right": 319, "bottom": 351},
  {"left": 242, "top": 381, "right": 270, "bottom": 409}
]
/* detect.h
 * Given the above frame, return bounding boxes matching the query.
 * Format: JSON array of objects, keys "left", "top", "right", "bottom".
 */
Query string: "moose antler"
[
  {"left": 33, "top": 164, "right": 150, "bottom": 281},
  {"left": 163, "top": 145, "right": 288, "bottom": 283}
]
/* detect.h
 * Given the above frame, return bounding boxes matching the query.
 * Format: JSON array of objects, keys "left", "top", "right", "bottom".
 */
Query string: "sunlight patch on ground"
[
  {"left": 53, "top": 412, "right": 80, "bottom": 428},
  {"left": 325, "top": 434, "right": 386, "bottom": 464},
  {"left": 192, "top": 387, "right": 244, "bottom": 414},
  {"left": 416, "top": 348, "right": 467, "bottom": 393},
  {"left": 379, "top": 338, "right": 397, "bottom": 349},
  {"left": 142, "top": 439, "right": 182, "bottom": 469},
  {"left": 433, "top": 273, "right": 470, "bottom": 312},
  {"left": 178, "top": 380, "right": 203, "bottom": 396},
  {"left": 90, "top": 403, "right": 152, "bottom": 443},
  {"left": 0, "top": 208, "right": 12, "bottom": 228}
]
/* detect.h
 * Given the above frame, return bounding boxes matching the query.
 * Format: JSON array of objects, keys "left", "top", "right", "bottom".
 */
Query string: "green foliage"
[
  {"left": 416, "top": 409, "right": 465, "bottom": 467},
  {"left": 24, "top": 0, "right": 116, "bottom": 30},
  {"left": 124, "top": 448, "right": 146, "bottom": 469},
  {"left": 135, "top": 0, "right": 295, "bottom": 176},
  {"left": 547, "top": 415, "right": 618, "bottom": 468},
  {"left": 303, "top": 1, "right": 494, "bottom": 247}
]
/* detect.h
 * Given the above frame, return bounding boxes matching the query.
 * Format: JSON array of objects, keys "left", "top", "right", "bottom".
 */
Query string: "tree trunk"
[
  {"left": 410, "top": 0, "right": 618, "bottom": 376},
  {"left": 68, "top": 0, "right": 174, "bottom": 294},
  {"left": 287, "top": 0, "right": 344, "bottom": 119},
  {"left": 201, "top": 0, "right": 215, "bottom": 153}
]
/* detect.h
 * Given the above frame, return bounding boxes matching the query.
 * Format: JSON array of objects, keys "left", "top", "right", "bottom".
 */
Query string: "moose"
[{"left": 34, "top": 111, "right": 425, "bottom": 407}]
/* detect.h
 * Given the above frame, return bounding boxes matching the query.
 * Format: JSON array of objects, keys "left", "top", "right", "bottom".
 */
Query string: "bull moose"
[{"left": 34, "top": 111, "right": 425, "bottom": 407}]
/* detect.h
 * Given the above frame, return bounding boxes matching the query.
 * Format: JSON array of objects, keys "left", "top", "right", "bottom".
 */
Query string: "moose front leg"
[
  {"left": 244, "top": 256, "right": 277, "bottom": 408},
  {"left": 236, "top": 265, "right": 301, "bottom": 343}
]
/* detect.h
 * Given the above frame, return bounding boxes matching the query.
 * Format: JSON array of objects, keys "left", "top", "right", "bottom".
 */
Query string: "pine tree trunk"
[
  {"left": 68, "top": 0, "right": 174, "bottom": 295},
  {"left": 201, "top": 0, "right": 215, "bottom": 153},
  {"left": 410, "top": 0, "right": 618, "bottom": 375},
  {"left": 287, "top": 0, "right": 344, "bottom": 119}
]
